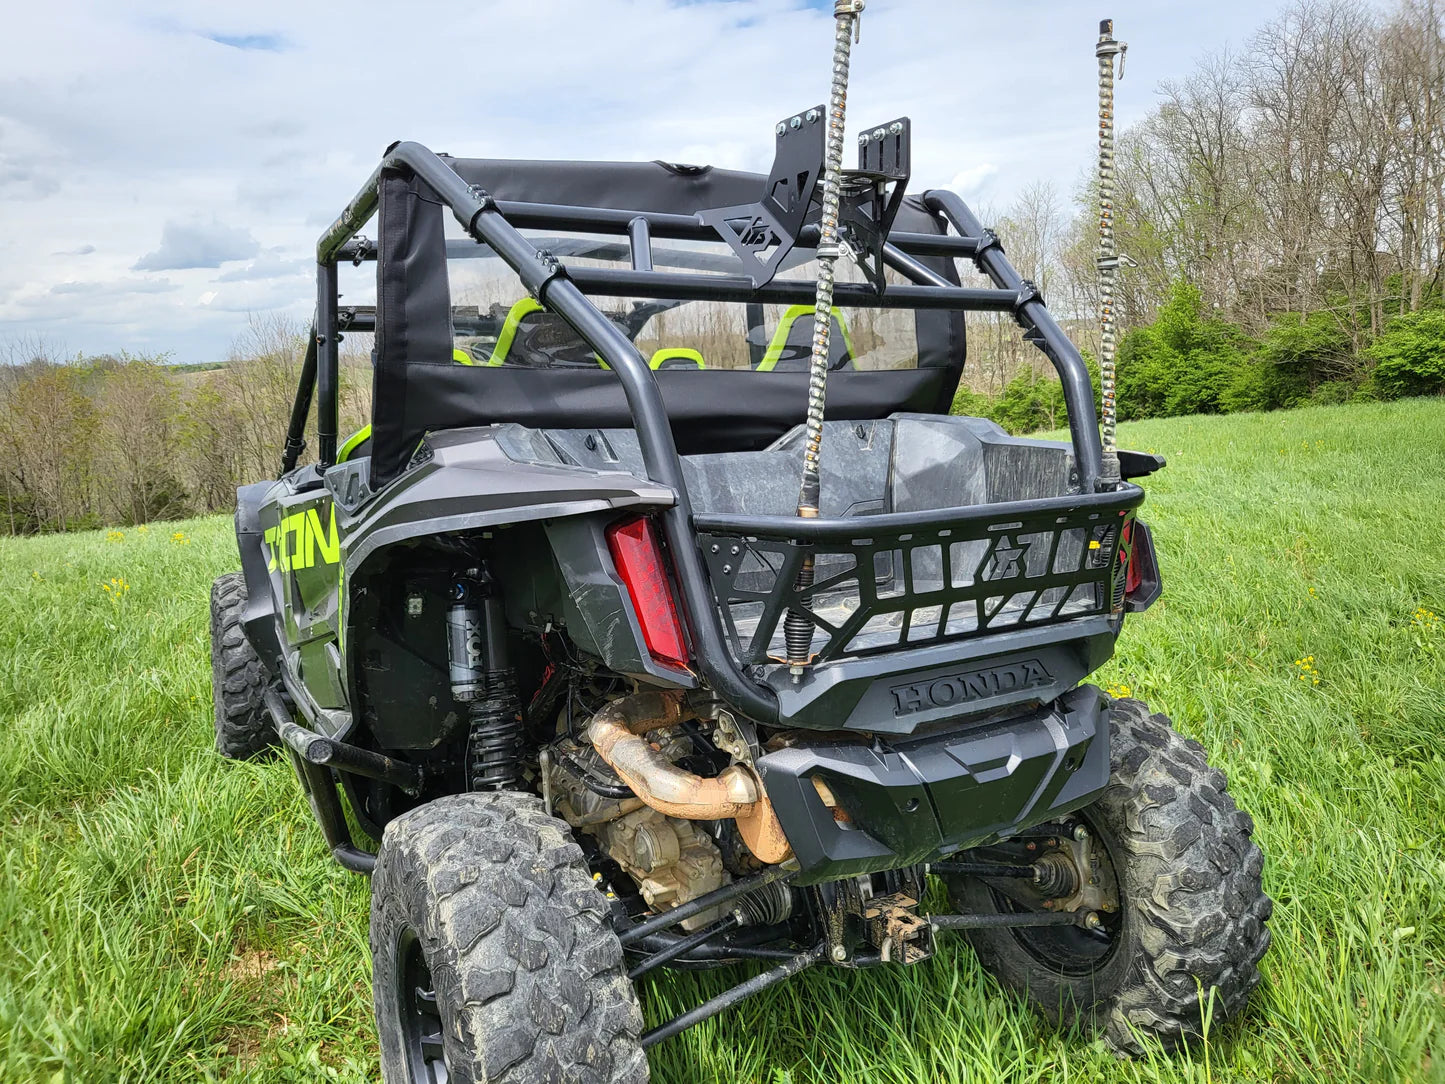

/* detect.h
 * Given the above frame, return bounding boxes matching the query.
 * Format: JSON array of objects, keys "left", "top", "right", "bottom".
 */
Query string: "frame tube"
[
  {"left": 315, "top": 263, "right": 340, "bottom": 467},
  {"left": 280, "top": 328, "right": 317, "bottom": 477},
  {"left": 618, "top": 865, "right": 795, "bottom": 946},
  {"left": 931, "top": 910, "right": 1086, "bottom": 930},
  {"left": 627, "top": 915, "right": 740, "bottom": 979},
  {"left": 640, "top": 944, "right": 827, "bottom": 1048},
  {"left": 564, "top": 268, "right": 1017, "bottom": 310}
]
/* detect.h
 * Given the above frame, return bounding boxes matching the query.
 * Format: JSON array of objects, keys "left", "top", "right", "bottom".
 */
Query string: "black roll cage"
[{"left": 286, "top": 141, "right": 1113, "bottom": 724}]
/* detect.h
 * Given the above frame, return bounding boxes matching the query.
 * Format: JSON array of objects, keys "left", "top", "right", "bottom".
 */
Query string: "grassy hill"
[{"left": 1, "top": 399, "right": 1442, "bottom": 1082}]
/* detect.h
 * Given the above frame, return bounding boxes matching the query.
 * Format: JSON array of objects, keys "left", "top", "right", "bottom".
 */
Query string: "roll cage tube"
[{"left": 307, "top": 141, "right": 1112, "bottom": 723}]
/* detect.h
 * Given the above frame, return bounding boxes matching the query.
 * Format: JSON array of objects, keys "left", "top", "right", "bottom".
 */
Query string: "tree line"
[
  {"left": 958, "top": 0, "right": 1445, "bottom": 431},
  {"left": 3, "top": 0, "right": 1444, "bottom": 533},
  {"left": 0, "top": 318, "right": 369, "bottom": 535}
]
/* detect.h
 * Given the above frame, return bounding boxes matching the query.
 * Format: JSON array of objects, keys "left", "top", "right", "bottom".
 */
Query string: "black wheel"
[
  {"left": 371, "top": 792, "right": 648, "bottom": 1084},
  {"left": 945, "top": 696, "right": 1272, "bottom": 1055},
  {"left": 209, "top": 571, "right": 278, "bottom": 759}
]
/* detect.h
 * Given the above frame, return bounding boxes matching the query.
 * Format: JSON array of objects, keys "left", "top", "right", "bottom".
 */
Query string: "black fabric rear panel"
[
  {"left": 373, "top": 167, "right": 454, "bottom": 485},
  {"left": 394, "top": 365, "right": 953, "bottom": 459}
]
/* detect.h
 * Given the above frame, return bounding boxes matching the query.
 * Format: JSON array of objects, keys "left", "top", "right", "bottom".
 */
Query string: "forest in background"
[{"left": 3, "top": 0, "right": 1444, "bottom": 534}]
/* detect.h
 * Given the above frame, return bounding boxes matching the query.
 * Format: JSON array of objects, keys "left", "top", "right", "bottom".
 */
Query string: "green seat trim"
[
  {"left": 452, "top": 346, "right": 475, "bottom": 365},
  {"left": 756, "top": 304, "right": 856, "bottom": 372},
  {"left": 483, "top": 298, "right": 545, "bottom": 366},
  {"left": 336, "top": 424, "right": 372, "bottom": 464},
  {"left": 649, "top": 347, "right": 706, "bottom": 370}
]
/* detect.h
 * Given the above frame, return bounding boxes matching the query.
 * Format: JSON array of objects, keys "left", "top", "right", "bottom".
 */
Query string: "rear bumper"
[{"left": 757, "top": 685, "right": 1109, "bottom": 883}]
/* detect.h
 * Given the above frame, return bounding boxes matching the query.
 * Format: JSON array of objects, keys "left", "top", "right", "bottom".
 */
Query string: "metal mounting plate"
[
  {"left": 841, "top": 117, "right": 912, "bottom": 292},
  {"left": 700, "top": 106, "right": 826, "bottom": 287}
]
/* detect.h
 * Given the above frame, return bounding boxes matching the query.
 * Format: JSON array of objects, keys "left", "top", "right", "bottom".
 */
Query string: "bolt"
[
  {"left": 805, "top": 109, "right": 821, "bottom": 123},
  {"left": 776, "top": 122, "right": 787, "bottom": 136},
  {"left": 889, "top": 121, "right": 904, "bottom": 135},
  {"left": 722, "top": 564, "right": 732, "bottom": 574},
  {"left": 872, "top": 127, "right": 886, "bottom": 141},
  {"left": 1084, "top": 911, "right": 1102, "bottom": 930},
  {"left": 730, "top": 545, "right": 740, "bottom": 555},
  {"left": 858, "top": 133, "right": 869, "bottom": 145},
  {"left": 1040, "top": 899, "right": 1054, "bottom": 910},
  {"left": 711, "top": 544, "right": 719, "bottom": 553},
  {"left": 790, "top": 116, "right": 803, "bottom": 130},
  {"left": 1047, "top": 838, "right": 1058, "bottom": 848},
  {"left": 1026, "top": 841, "right": 1037, "bottom": 851},
  {"left": 830, "top": 944, "right": 848, "bottom": 962},
  {"left": 405, "top": 594, "right": 424, "bottom": 616},
  {"left": 1073, "top": 824, "right": 1089, "bottom": 842}
]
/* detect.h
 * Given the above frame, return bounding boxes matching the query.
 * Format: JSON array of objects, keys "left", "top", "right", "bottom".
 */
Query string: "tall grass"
[{"left": 1, "top": 399, "right": 1442, "bottom": 1082}]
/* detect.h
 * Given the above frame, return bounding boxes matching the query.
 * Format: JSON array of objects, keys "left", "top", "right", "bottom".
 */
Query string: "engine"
[{"left": 547, "top": 737, "right": 728, "bottom": 928}]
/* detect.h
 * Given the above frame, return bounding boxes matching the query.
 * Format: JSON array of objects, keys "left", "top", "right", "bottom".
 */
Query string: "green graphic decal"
[{"left": 265, "top": 504, "right": 340, "bottom": 572}]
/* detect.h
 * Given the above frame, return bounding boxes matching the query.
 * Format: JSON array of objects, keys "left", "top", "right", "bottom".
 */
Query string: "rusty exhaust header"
[{"left": 586, "top": 691, "right": 792, "bottom": 864}]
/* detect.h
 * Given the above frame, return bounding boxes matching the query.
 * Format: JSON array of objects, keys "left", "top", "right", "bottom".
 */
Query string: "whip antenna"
[
  {"left": 1095, "top": 18, "right": 1126, "bottom": 488},
  {"left": 784, "top": 0, "right": 865, "bottom": 680}
]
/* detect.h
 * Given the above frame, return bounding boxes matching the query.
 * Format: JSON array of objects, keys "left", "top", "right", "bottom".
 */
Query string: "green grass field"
[{"left": 1, "top": 399, "right": 1443, "bottom": 1083}]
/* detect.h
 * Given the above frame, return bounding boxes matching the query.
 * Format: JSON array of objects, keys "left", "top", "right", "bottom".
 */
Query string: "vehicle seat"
[
  {"left": 650, "top": 348, "right": 705, "bottom": 370},
  {"left": 756, "top": 305, "right": 856, "bottom": 371}
]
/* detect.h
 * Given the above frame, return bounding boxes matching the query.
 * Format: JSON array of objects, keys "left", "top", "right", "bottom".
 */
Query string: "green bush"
[
  {"left": 1255, "top": 311, "right": 1352, "bottom": 403},
  {"left": 1311, "top": 381, "right": 1353, "bottom": 406},
  {"left": 1116, "top": 280, "right": 1252, "bottom": 418},
  {"left": 950, "top": 385, "right": 994, "bottom": 419},
  {"left": 990, "top": 369, "right": 1067, "bottom": 434},
  {"left": 1365, "top": 309, "right": 1445, "bottom": 397}
]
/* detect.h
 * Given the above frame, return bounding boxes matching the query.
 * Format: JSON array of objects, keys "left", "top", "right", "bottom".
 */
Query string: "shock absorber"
[{"left": 447, "top": 570, "right": 522, "bottom": 791}]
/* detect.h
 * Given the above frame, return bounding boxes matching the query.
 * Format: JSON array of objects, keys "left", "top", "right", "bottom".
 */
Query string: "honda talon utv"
[{"left": 209, "top": 14, "right": 1269, "bottom": 1080}]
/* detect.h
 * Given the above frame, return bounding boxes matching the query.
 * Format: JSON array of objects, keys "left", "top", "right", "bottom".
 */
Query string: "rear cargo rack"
[{"left": 696, "top": 487, "right": 1142, "bottom": 666}]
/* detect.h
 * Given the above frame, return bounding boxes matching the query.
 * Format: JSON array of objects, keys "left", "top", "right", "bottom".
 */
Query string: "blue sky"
[{"left": 0, "top": 0, "right": 1370, "bottom": 363}]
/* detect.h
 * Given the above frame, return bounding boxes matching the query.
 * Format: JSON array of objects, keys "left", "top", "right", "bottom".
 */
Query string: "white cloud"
[
  {"left": 0, "top": 0, "right": 1366, "bottom": 362},
  {"left": 133, "top": 219, "right": 260, "bottom": 271}
]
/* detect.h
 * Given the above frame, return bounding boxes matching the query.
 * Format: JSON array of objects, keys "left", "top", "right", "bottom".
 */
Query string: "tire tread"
[
  {"left": 372, "top": 792, "right": 646, "bottom": 1084},
  {"left": 209, "top": 571, "right": 277, "bottom": 759}
]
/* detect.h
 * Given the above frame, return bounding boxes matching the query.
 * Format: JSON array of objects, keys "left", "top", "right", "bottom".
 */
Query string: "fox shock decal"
[{"left": 786, "top": 0, "right": 865, "bottom": 680}]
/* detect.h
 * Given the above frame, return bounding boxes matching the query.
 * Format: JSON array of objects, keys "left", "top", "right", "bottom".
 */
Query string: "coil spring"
[
  {"left": 784, "top": 555, "right": 817, "bottom": 669},
  {"left": 468, "top": 669, "right": 522, "bottom": 791}
]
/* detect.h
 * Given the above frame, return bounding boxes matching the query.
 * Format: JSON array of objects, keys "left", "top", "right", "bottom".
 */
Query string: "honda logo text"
[{"left": 890, "top": 659, "right": 1053, "bottom": 716}]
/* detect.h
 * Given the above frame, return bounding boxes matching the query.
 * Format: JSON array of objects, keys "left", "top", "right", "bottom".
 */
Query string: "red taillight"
[
  {"left": 1121, "top": 519, "right": 1141, "bottom": 596},
  {"left": 606, "top": 516, "right": 689, "bottom": 668}
]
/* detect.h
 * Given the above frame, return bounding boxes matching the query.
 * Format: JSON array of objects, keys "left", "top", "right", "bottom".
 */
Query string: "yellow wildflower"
[
  {"left": 171, "top": 531, "right": 190, "bottom": 546},
  {"left": 1104, "top": 682, "right": 1132, "bottom": 700},
  {"left": 106, "top": 530, "right": 124, "bottom": 543},
  {"left": 1293, "top": 655, "right": 1320, "bottom": 686}
]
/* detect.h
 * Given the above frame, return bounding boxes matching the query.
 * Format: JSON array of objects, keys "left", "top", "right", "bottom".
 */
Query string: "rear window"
[{"left": 444, "top": 233, "right": 924, "bottom": 372}]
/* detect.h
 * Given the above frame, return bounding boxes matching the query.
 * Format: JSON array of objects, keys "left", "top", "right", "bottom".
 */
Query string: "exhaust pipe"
[{"left": 586, "top": 691, "right": 793, "bottom": 864}]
